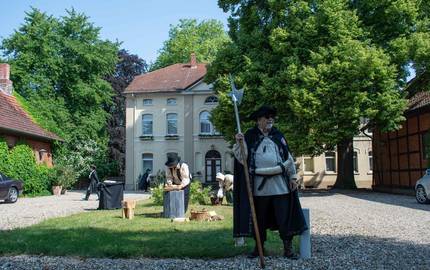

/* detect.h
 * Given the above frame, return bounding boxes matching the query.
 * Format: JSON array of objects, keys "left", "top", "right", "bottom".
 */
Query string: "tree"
[
  {"left": 1, "top": 8, "right": 119, "bottom": 177},
  {"left": 207, "top": 0, "right": 430, "bottom": 188},
  {"left": 151, "top": 19, "right": 230, "bottom": 70},
  {"left": 105, "top": 49, "right": 147, "bottom": 176}
]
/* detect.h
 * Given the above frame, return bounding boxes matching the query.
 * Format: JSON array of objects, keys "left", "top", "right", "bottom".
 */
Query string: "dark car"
[{"left": 0, "top": 172, "right": 23, "bottom": 203}]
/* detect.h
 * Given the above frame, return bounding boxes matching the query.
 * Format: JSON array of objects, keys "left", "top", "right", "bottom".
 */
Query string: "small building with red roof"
[{"left": 0, "top": 63, "right": 61, "bottom": 167}]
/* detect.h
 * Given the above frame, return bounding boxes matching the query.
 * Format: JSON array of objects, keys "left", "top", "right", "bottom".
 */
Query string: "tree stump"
[{"left": 163, "top": 190, "right": 185, "bottom": 218}]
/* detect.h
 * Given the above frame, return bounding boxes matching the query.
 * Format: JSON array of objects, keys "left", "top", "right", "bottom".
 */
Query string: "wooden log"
[{"left": 121, "top": 199, "right": 136, "bottom": 220}]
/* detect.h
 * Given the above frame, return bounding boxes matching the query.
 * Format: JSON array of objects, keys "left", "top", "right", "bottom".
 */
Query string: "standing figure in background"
[
  {"left": 140, "top": 168, "right": 151, "bottom": 192},
  {"left": 216, "top": 172, "right": 234, "bottom": 204},
  {"left": 83, "top": 165, "right": 100, "bottom": 201}
]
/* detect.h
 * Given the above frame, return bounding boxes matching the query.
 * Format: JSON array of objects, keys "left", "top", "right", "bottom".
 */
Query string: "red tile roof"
[
  {"left": 124, "top": 63, "right": 207, "bottom": 93},
  {"left": 406, "top": 72, "right": 430, "bottom": 112},
  {"left": 408, "top": 91, "right": 430, "bottom": 111},
  {"left": 0, "top": 91, "right": 61, "bottom": 141}
]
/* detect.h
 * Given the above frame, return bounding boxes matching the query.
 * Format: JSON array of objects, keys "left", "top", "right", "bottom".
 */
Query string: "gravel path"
[
  {"left": 0, "top": 191, "right": 150, "bottom": 230},
  {"left": 1, "top": 191, "right": 429, "bottom": 269}
]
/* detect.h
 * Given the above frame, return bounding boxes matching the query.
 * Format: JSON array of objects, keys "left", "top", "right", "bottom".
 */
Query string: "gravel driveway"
[{"left": 0, "top": 191, "right": 429, "bottom": 270}]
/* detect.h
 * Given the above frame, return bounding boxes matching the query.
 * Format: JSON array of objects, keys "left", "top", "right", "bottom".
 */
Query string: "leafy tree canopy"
[
  {"left": 152, "top": 19, "right": 230, "bottom": 70},
  {"left": 208, "top": 0, "right": 430, "bottom": 188},
  {"left": 1, "top": 8, "right": 119, "bottom": 177}
]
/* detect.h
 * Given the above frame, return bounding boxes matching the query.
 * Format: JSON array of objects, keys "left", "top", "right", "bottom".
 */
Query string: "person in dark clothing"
[
  {"left": 83, "top": 165, "right": 100, "bottom": 200},
  {"left": 140, "top": 169, "right": 151, "bottom": 192},
  {"left": 233, "top": 105, "right": 308, "bottom": 259}
]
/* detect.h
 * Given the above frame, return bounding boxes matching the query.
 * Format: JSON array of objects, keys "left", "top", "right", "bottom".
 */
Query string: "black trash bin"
[{"left": 98, "top": 181, "right": 124, "bottom": 210}]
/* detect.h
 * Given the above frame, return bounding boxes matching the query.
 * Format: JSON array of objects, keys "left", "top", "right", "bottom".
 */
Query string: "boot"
[
  {"left": 283, "top": 239, "right": 299, "bottom": 260},
  {"left": 248, "top": 242, "right": 266, "bottom": 258}
]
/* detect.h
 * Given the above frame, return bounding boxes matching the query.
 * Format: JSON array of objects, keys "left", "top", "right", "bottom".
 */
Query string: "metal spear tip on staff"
[{"left": 228, "top": 74, "right": 265, "bottom": 269}]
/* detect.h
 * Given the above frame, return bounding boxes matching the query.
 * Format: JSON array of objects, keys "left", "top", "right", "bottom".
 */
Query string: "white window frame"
[
  {"left": 199, "top": 111, "right": 213, "bottom": 135},
  {"left": 142, "top": 114, "right": 153, "bottom": 135},
  {"left": 142, "top": 153, "right": 153, "bottom": 174},
  {"left": 368, "top": 150, "right": 373, "bottom": 173},
  {"left": 204, "top": 96, "right": 218, "bottom": 104},
  {"left": 167, "top": 98, "right": 177, "bottom": 106},
  {"left": 303, "top": 156, "right": 314, "bottom": 173},
  {"left": 143, "top": 99, "right": 153, "bottom": 106},
  {"left": 166, "top": 113, "right": 178, "bottom": 135},
  {"left": 353, "top": 151, "right": 359, "bottom": 173},
  {"left": 325, "top": 151, "right": 336, "bottom": 172}
]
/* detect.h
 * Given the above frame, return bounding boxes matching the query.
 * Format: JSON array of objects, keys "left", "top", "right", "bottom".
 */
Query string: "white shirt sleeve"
[
  {"left": 286, "top": 152, "right": 298, "bottom": 180},
  {"left": 233, "top": 141, "right": 248, "bottom": 165},
  {"left": 179, "top": 163, "right": 191, "bottom": 187}
]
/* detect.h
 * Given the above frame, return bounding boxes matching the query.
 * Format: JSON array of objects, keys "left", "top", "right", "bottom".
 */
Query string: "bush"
[
  {"left": 190, "top": 180, "right": 211, "bottom": 205},
  {"left": 50, "top": 164, "right": 79, "bottom": 190},
  {"left": 34, "top": 164, "right": 53, "bottom": 195},
  {"left": 7, "top": 143, "right": 51, "bottom": 195},
  {"left": 151, "top": 169, "right": 166, "bottom": 188},
  {"left": 0, "top": 139, "right": 9, "bottom": 174},
  {"left": 151, "top": 184, "right": 164, "bottom": 205},
  {"left": 151, "top": 180, "right": 212, "bottom": 206}
]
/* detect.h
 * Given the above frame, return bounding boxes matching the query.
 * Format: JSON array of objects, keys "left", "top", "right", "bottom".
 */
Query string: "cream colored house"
[
  {"left": 299, "top": 134, "right": 373, "bottom": 189},
  {"left": 124, "top": 54, "right": 372, "bottom": 190},
  {"left": 124, "top": 54, "right": 233, "bottom": 190}
]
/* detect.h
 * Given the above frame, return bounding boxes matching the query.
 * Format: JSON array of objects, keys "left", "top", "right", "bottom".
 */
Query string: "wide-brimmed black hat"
[
  {"left": 248, "top": 105, "right": 277, "bottom": 121},
  {"left": 165, "top": 153, "right": 181, "bottom": 167}
]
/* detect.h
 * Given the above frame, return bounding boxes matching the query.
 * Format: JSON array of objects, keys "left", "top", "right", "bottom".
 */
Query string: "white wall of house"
[
  {"left": 299, "top": 134, "right": 373, "bottom": 189},
  {"left": 125, "top": 81, "right": 233, "bottom": 190}
]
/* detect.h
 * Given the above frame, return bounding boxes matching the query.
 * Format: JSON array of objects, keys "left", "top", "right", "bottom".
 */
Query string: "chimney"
[
  {"left": 190, "top": 53, "right": 197, "bottom": 68},
  {"left": 0, "top": 63, "right": 13, "bottom": 95}
]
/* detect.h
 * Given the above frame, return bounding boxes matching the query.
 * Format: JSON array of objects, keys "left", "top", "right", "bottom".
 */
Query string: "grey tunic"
[{"left": 253, "top": 137, "right": 289, "bottom": 196}]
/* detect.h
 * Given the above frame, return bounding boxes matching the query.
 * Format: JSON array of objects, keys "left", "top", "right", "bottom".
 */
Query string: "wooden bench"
[{"left": 121, "top": 199, "right": 137, "bottom": 219}]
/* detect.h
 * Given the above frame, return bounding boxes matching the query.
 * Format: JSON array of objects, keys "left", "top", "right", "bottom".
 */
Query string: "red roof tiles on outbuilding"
[{"left": 0, "top": 91, "right": 61, "bottom": 141}]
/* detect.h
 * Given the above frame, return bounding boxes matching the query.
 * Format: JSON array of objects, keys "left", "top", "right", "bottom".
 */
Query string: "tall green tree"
[
  {"left": 105, "top": 49, "right": 147, "bottom": 176},
  {"left": 1, "top": 8, "right": 119, "bottom": 177},
  {"left": 152, "top": 19, "right": 230, "bottom": 70},
  {"left": 206, "top": 0, "right": 430, "bottom": 188}
]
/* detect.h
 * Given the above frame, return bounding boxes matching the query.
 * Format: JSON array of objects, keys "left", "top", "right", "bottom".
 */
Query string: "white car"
[{"left": 415, "top": 169, "right": 430, "bottom": 204}]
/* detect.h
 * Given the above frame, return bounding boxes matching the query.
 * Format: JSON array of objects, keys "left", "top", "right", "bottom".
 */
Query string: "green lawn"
[{"left": 0, "top": 200, "right": 297, "bottom": 258}]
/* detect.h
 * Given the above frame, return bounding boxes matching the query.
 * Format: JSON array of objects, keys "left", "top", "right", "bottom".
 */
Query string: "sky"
[{"left": 0, "top": 0, "right": 230, "bottom": 64}]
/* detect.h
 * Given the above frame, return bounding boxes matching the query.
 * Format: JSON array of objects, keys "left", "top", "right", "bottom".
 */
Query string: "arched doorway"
[{"left": 205, "top": 150, "right": 221, "bottom": 182}]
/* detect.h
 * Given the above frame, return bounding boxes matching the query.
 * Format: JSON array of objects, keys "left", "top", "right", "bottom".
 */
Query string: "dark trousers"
[
  {"left": 254, "top": 193, "right": 293, "bottom": 242},
  {"left": 183, "top": 184, "right": 190, "bottom": 213},
  {"left": 85, "top": 180, "right": 99, "bottom": 200}
]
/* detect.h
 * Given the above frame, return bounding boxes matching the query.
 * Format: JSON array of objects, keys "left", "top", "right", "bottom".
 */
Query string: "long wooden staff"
[{"left": 229, "top": 75, "right": 265, "bottom": 269}]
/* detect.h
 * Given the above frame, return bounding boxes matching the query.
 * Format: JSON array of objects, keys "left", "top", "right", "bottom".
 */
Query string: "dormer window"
[
  {"left": 167, "top": 98, "right": 177, "bottom": 105},
  {"left": 204, "top": 96, "right": 218, "bottom": 104},
  {"left": 143, "top": 99, "right": 153, "bottom": 106}
]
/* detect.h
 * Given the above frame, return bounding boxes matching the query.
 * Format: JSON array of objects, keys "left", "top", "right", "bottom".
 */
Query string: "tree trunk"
[{"left": 333, "top": 137, "right": 357, "bottom": 189}]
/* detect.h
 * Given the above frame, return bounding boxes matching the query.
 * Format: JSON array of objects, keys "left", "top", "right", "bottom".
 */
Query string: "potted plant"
[
  {"left": 59, "top": 165, "right": 78, "bottom": 195},
  {"left": 51, "top": 176, "right": 62, "bottom": 196},
  {"left": 50, "top": 165, "right": 78, "bottom": 196}
]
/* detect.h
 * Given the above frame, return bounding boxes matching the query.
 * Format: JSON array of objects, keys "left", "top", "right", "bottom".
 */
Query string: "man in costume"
[
  {"left": 83, "top": 165, "right": 100, "bottom": 201},
  {"left": 164, "top": 153, "right": 191, "bottom": 212},
  {"left": 233, "top": 105, "right": 308, "bottom": 259},
  {"left": 216, "top": 172, "right": 234, "bottom": 204},
  {"left": 140, "top": 168, "right": 151, "bottom": 192}
]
